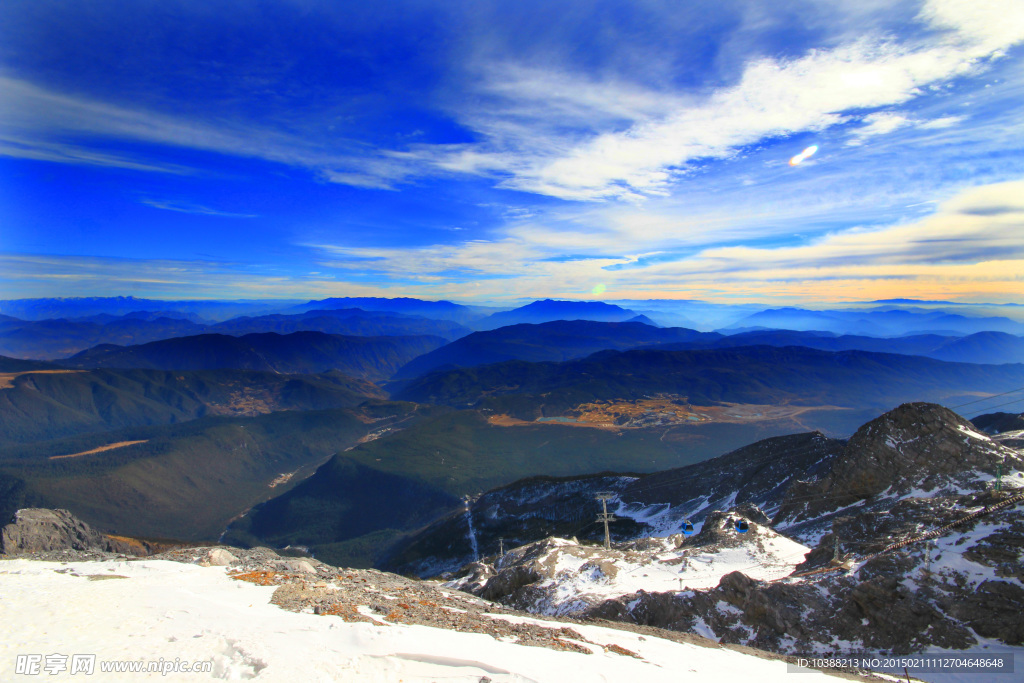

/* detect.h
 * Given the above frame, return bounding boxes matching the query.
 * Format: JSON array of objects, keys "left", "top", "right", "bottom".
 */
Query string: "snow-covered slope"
[
  {"left": 0, "top": 557, "right": 845, "bottom": 682},
  {"left": 449, "top": 508, "right": 809, "bottom": 616}
]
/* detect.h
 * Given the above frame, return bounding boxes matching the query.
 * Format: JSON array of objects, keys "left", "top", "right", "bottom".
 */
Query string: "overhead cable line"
[
  {"left": 964, "top": 396, "right": 1024, "bottom": 417},
  {"left": 948, "top": 387, "right": 1024, "bottom": 410}
]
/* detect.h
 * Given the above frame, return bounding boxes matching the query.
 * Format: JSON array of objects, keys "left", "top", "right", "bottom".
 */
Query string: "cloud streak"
[
  {"left": 409, "top": 0, "right": 1024, "bottom": 200},
  {"left": 3, "top": 0, "right": 1022, "bottom": 201},
  {"left": 7, "top": 173, "right": 1023, "bottom": 305},
  {"left": 300, "top": 178, "right": 1024, "bottom": 303},
  {"left": 140, "top": 199, "right": 258, "bottom": 218}
]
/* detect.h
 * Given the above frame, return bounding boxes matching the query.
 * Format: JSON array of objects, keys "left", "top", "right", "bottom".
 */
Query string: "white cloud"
[
  {"left": 846, "top": 112, "right": 913, "bottom": 145},
  {"left": 0, "top": 73, "right": 422, "bottom": 186},
  {"left": 406, "top": 0, "right": 1024, "bottom": 200},
  {"left": 1, "top": 0, "right": 1021, "bottom": 205},
  {"left": 600, "top": 179, "right": 1024, "bottom": 280},
  {"left": 917, "top": 115, "right": 965, "bottom": 129}
]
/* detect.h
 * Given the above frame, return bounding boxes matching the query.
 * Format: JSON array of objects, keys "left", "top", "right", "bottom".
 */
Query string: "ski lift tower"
[{"left": 595, "top": 492, "right": 618, "bottom": 550}]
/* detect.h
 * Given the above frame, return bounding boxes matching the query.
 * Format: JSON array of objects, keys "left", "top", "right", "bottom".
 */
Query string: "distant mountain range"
[
  {"left": 478, "top": 299, "right": 644, "bottom": 329},
  {"left": 724, "top": 306, "right": 1024, "bottom": 336},
  {"left": 389, "top": 322, "right": 1024, "bottom": 381},
  {"left": 394, "top": 345, "right": 1024, "bottom": 419},
  {"left": 5, "top": 297, "right": 1024, "bottom": 362},
  {"left": 63, "top": 331, "right": 446, "bottom": 380},
  {"left": 391, "top": 320, "right": 719, "bottom": 379},
  {"left": 0, "top": 296, "right": 301, "bottom": 322},
  {"left": 286, "top": 297, "right": 482, "bottom": 325},
  {"left": 0, "top": 308, "right": 469, "bottom": 360},
  {"left": 209, "top": 308, "right": 471, "bottom": 340},
  {"left": 654, "top": 328, "right": 1024, "bottom": 364},
  {"left": 0, "top": 315, "right": 209, "bottom": 360}
]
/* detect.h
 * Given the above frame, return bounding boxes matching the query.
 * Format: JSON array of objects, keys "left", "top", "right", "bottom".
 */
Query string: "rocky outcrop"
[
  {"left": 622, "top": 431, "right": 844, "bottom": 515},
  {"left": 0, "top": 508, "right": 161, "bottom": 557},
  {"left": 776, "top": 402, "right": 1023, "bottom": 528},
  {"left": 687, "top": 506, "right": 771, "bottom": 548},
  {"left": 1, "top": 509, "right": 111, "bottom": 555},
  {"left": 972, "top": 411, "right": 1024, "bottom": 435},
  {"left": 950, "top": 580, "right": 1024, "bottom": 644}
]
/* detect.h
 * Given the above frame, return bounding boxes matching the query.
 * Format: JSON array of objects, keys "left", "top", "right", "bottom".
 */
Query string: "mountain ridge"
[{"left": 64, "top": 330, "right": 446, "bottom": 380}]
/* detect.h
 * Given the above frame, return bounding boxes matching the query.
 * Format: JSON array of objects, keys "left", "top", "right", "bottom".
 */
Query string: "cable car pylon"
[{"left": 595, "top": 492, "right": 617, "bottom": 550}]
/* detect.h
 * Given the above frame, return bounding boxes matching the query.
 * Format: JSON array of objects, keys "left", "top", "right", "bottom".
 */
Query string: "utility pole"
[
  {"left": 996, "top": 462, "right": 1003, "bottom": 492},
  {"left": 595, "top": 492, "right": 617, "bottom": 551},
  {"left": 498, "top": 537, "right": 504, "bottom": 557},
  {"left": 830, "top": 519, "right": 841, "bottom": 565}
]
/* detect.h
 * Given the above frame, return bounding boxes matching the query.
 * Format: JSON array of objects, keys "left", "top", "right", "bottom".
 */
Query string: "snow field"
[{"left": 0, "top": 559, "right": 842, "bottom": 682}]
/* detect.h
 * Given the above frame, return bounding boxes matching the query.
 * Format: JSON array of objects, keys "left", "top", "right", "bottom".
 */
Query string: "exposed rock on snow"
[
  {"left": 204, "top": 548, "right": 238, "bottom": 567},
  {"left": 776, "top": 403, "right": 1022, "bottom": 529},
  {"left": 0, "top": 550, "right": 864, "bottom": 682},
  {"left": 0, "top": 508, "right": 145, "bottom": 556},
  {"left": 622, "top": 431, "right": 844, "bottom": 522},
  {"left": 448, "top": 506, "right": 811, "bottom": 617},
  {"left": 1, "top": 508, "right": 105, "bottom": 555}
]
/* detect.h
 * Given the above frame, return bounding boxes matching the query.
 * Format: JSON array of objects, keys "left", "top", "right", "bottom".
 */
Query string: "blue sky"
[{"left": 1, "top": 0, "right": 1022, "bottom": 304}]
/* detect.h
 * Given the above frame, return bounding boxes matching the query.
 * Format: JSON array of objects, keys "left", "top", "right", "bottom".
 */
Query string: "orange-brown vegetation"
[
  {"left": 316, "top": 603, "right": 379, "bottom": 624},
  {"left": 50, "top": 440, "right": 149, "bottom": 460},
  {"left": 229, "top": 570, "right": 283, "bottom": 586},
  {"left": 491, "top": 398, "right": 846, "bottom": 431},
  {"left": 604, "top": 643, "right": 642, "bottom": 658},
  {"left": 0, "top": 369, "right": 84, "bottom": 390},
  {"left": 205, "top": 387, "right": 279, "bottom": 416},
  {"left": 102, "top": 534, "right": 149, "bottom": 555}
]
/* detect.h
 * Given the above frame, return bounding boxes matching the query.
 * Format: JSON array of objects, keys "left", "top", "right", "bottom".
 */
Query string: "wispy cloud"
[
  {"left": 3, "top": 0, "right": 1021, "bottom": 202},
  {"left": 300, "top": 178, "right": 1024, "bottom": 303},
  {"left": 7, "top": 173, "right": 1023, "bottom": 304},
  {"left": 405, "top": 0, "right": 1024, "bottom": 201},
  {"left": 0, "top": 73, "right": 416, "bottom": 186},
  {"left": 140, "top": 199, "right": 257, "bottom": 218},
  {"left": 0, "top": 253, "right": 396, "bottom": 300},
  {"left": 0, "top": 135, "right": 191, "bottom": 173}
]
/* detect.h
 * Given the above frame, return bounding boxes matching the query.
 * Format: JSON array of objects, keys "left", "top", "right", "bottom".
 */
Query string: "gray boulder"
[
  {"left": 206, "top": 548, "right": 238, "bottom": 566},
  {"left": 1, "top": 508, "right": 107, "bottom": 555}
]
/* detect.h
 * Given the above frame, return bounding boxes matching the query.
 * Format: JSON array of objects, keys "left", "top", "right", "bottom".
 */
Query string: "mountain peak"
[
  {"left": 777, "top": 402, "right": 1022, "bottom": 524},
  {"left": 480, "top": 300, "right": 640, "bottom": 330}
]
